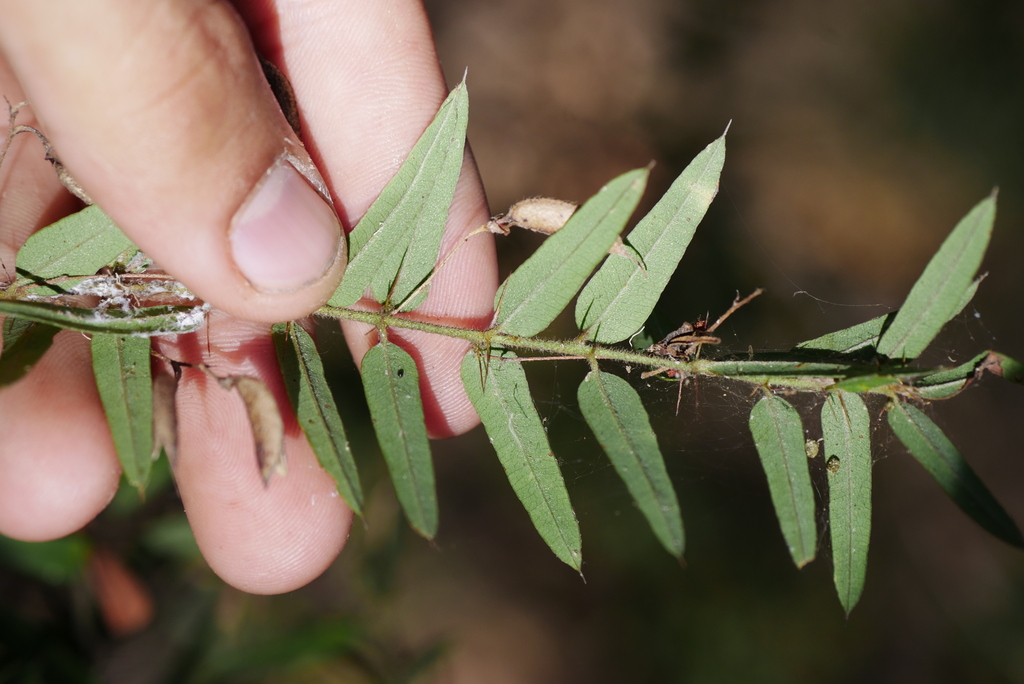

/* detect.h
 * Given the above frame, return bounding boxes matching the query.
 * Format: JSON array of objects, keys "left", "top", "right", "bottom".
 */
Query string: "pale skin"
[{"left": 0, "top": 0, "right": 497, "bottom": 594}]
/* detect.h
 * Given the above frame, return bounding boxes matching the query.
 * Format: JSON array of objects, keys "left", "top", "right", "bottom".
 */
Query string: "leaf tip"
[{"left": 794, "top": 552, "right": 816, "bottom": 570}]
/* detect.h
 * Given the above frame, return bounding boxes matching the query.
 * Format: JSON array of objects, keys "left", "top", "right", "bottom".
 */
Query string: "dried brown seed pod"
[
  {"left": 219, "top": 375, "right": 287, "bottom": 484},
  {"left": 151, "top": 371, "right": 179, "bottom": 464},
  {"left": 486, "top": 197, "right": 578, "bottom": 236},
  {"left": 485, "top": 196, "right": 640, "bottom": 268}
]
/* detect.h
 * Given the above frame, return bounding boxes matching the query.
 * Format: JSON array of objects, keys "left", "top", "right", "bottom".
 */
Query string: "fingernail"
[{"left": 230, "top": 158, "right": 341, "bottom": 294}]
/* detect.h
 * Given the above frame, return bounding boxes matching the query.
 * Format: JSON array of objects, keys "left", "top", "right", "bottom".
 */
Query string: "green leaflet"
[
  {"left": 15, "top": 205, "right": 134, "bottom": 281},
  {"left": 0, "top": 300, "right": 206, "bottom": 336},
  {"left": 913, "top": 351, "right": 989, "bottom": 399},
  {"left": 361, "top": 342, "right": 437, "bottom": 538},
  {"left": 578, "top": 370, "right": 684, "bottom": 557},
  {"left": 830, "top": 374, "right": 900, "bottom": 393},
  {"left": 495, "top": 167, "right": 649, "bottom": 337},
  {"left": 887, "top": 401, "right": 1023, "bottom": 547},
  {"left": 877, "top": 194, "right": 996, "bottom": 360},
  {"left": 329, "top": 80, "right": 469, "bottom": 309},
  {"left": 0, "top": 320, "right": 58, "bottom": 387},
  {"left": 748, "top": 394, "right": 817, "bottom": 567},
  {"left": 913, "top": 350, "right": 1024, "bottom": 399},
  {"left": 794, "top": 314, "right": 891, "bottom": 356},
  {"left": 2, "top": 316, "right": 34, "bottom": 350},
  {"left": 461, "top": 350, "right": 582, "bottom": 571},
  {"left": 576, "top": 131, "right": 726, "bottom": 343},
  {"left": 91, "top": 333, "right": 153, "bottom": 491},
  {"left": 703, "top": 358, "right": 880, "bottom": 379},
  {"left": 821, "top": 391, "right": 871, "bottom": 616},
  {"left": 272, "top": 323, "right": 363, "bottom": 515},
  {"left": 794, "top": 273, "right": 980, "bottom": 359}
]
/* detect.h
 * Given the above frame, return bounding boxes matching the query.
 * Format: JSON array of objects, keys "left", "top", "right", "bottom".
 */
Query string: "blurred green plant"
[{"left": 1, "top": 78, "right": 1021, "bottom": 621}]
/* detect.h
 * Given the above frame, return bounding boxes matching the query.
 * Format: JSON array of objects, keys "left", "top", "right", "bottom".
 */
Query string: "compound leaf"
[
  {"left": 577, "top": 130, "right": 726, "bottom": 343},
  {"left": 877, "top": 194, "right": 995, "bottom": 360},
  {"left": 273, "top": 322, "right": 363, "bottom": 515},
  {"left": 329, "top": 80, "right": 469, "bottom": 309},
  {"left": 748, "top": 394, "right": 816, "bottom": 567},
  {"left": 821, "top": 391, "right": 872, "bottom": 615},
  {"left": 362, "top": 341, "right": 436, "bottom": 538},
  {"left": 461, "top": 350, "right": 582, "bottom": 571},
  {"left": 887, "top": 400, "right": 1022, "bottom": 547},
  {"left": 578, "top": 370, "right": 683, "bottom": 557},
  {"left": 495, "top": 167, "right": 649, "bottom": 337},
  {"left": 91, "top": 333, "right": 153, "bottom": 491}
]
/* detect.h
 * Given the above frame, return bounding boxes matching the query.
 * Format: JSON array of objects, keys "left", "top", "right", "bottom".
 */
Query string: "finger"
[
  {"left": 156, "top": 316, "right": 352, "bottom": 594},
  {"left": 0, "top": 56, "right": 79, "bottom": 263},
  {"left": 240, "top": 0, "right": 498, "bottom": 437},
  {"left": 0, "top": 57, "right": 122, "bottom": 542},
  {"left": 0, "top": 0, "right": 345, "bottom": 323},
  {"left": 0, "top": 331, "right": 122, "bottom": 541}
]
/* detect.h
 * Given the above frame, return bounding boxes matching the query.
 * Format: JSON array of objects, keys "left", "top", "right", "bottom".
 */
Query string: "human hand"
[{"left": 0, "top": 0, "right": 496, "bottom": 593}]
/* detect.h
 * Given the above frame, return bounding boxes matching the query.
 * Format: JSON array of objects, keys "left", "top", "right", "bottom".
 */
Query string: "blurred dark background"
[{"left": 3, "top": 0, "right": 1024, "bottom": 681}]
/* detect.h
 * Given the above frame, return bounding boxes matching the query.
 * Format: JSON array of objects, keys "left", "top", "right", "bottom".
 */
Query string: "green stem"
[{"left": 317, "top": 304, "right": 915, "bottom": 391}]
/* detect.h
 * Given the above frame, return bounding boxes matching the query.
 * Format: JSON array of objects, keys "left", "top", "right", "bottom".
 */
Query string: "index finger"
[{"left": 238, "top": 0, "right": 498, "bottom": 437}]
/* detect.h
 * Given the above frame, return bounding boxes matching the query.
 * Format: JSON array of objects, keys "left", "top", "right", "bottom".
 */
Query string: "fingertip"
[
  {"left": 0, "top": 332, "right": 121, "bottom": 541},
  {"left": 178, "top": 388, "right": 352, "bottom": 594},
  {"left": 160, "top": 321, "right": 352, "bottom": 594},
  {"left": 229, "top": 155, "right": 345, "bottom": 300}
]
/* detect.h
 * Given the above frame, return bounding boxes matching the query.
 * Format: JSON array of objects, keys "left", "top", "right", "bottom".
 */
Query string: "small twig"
[
  {"left": 1, "top": 98, "right": 92, "bottom": 204},
  {"left": 707, "top": 287, "right": 765, "bottom": 334}
]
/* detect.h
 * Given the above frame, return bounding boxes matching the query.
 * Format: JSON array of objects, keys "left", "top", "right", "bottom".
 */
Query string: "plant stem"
[{"left": 317, "top": 304, "right": 912, "bottom": 391}]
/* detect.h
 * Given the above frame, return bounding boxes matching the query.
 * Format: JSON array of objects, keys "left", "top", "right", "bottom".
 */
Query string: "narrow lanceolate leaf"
[
  {"left": 0, "top": 300, "right": 207, "bottom": 336},
  {"left": 830, "top": 374, "right": 900, "bottom": 393},
  {"left": 362, "top": 342, "right": 436, "bottom": 538},
  {"left": 821, "top": 391, "right": 872, "bottom": 616},
  {"left": 495, "top": 167, "right": 649, "bottom": 337},
  {"left": 15, "top": 206, "right": 134, "bottom": 281},
  {"left": 877, "top": 194, "right": 996, "bottom": 360},
  {"left": 912, "top": 350, "right": 990, "bottom": 399},
  {"left": 329, "top": 80, "right": 469, "bottom": 309},
  {"left": 273, "top": 323, "right": 363, "bottom": 515},
  {"left": 578, "top": 370, "right": 683, "bottom": 557},
  {"left": 887, "top": 401, "right": 1023, "bottom": 547},
  {"left": 914, "top": 350, "right": 1024, "bottom": 399},
  {"left": 576, "top": 130, "right": 726, "bottom": 343},
  {"left": 461, "top": 351, "right": 581, "bottom": 570},
  {"left": 0, "top": 320, "right": 58, "bottom": 387},
  {"left": 748, "top": 394, "right": 817, "bottom": 567},
  {"left": 91, "top": 334, "right": 153, "bottom": 490},
  {"left": 794, "top": 314, "right": 891, "bottom": 356}
]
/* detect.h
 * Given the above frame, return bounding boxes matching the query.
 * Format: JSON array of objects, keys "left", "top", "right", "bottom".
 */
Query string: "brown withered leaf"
[{"left": 219, "top": 375, "right": 287, "bottom": 484}]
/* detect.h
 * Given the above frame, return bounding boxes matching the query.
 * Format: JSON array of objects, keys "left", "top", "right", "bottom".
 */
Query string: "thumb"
[{"left": 0, "top": 0, "right": 345, "bottom": 323}]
